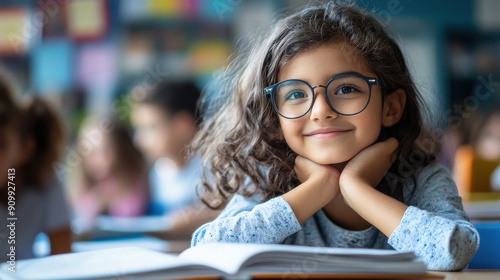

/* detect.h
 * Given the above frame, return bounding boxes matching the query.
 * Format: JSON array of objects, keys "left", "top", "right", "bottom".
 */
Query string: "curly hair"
[
  {"left": 193, "top": 2, "right": 436, "bottom": 209},
  {"left": 0, "top": 68, "right": 66, "bottom": 189}
]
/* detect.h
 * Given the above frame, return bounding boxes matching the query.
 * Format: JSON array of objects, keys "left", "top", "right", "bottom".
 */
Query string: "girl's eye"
[
  {"left": 335, "top": 86, "right": 358, "bottom": 95},
  {"left": 285, "top": 91, "right": 308, "bottom": 101}
]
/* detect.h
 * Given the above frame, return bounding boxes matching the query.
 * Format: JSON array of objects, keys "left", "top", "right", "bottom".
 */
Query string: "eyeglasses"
[{"left": 264, "top": 73, "right": 384, "bottom": 119}]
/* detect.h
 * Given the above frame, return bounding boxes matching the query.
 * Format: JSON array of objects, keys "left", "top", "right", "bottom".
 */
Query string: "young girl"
[
  {"left": 0, "top": 71, "right": 71, "bottom": 260},
  {"left": 70, "top": 116, "right": 150, "bottom": 231},
  {"left": 191, "top": 2, "right": 479, "bottom": 271}
]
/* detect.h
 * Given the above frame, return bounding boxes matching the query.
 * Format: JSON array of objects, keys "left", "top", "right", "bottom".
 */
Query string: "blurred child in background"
[
  {"left": 454, "top": 108, "right": 500, "bottom": 195},
  {"left": 0, "top": 70, "right": 71, "bottom": 260},
  {"left": 70, "top": 116, "right": 149, "bottom": 230},
  {"left": 471, "top": 110, "right": 500, "bottom": 191},
  {"left": 471, "top": 110, "right": 500, "bottom": 161},
  {"left": 131, "top": 80, "right": 219, "bottom": 235}
]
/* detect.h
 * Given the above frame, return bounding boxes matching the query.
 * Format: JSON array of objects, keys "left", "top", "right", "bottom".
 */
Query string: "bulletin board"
[
  {"left": 64, "top": 0, "right": 109, "bottom": 42},
  {"left": 0, "top": 8, "right": 29, "bottom": 55}
]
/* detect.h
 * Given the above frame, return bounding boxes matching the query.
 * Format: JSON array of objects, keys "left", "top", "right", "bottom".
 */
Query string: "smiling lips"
[{"left": 304, "top": 128, "right": 353, "bottom": 139}]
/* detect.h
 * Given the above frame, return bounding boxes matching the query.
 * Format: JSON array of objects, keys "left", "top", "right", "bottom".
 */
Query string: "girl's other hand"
[
  {"left": 294, "top": 155, "right": 341, "bottom": 201},
  {"left": 340, "top": 137, "right": 399, "bottom": 190}
]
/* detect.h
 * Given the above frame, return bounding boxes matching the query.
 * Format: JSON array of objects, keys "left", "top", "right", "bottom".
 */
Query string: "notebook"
[{"left": 0, "top": 243, "right": 434, "bottom": 280}]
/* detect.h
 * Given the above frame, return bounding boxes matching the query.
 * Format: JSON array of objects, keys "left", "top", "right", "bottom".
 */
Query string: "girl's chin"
[
  {"left": 309, "top": 154, "right": 353, "bottom": 166},
  {"left": 331, "top": 161, "right": 349, "bottom": 170}
]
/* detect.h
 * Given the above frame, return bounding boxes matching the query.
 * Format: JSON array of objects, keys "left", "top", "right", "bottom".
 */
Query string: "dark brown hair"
[
  {"left": 0, "top": 70, "right": 20, "bottom": 128},
  {"left": 19, "top": 97, "right": 67, "bottom": 188},
  {"left": 0, "top": 68, "right": 66, "bottom": 189},
  {"left": 193, "top": 2, "right": 435, "bottom": 209},
  {"left": 132, "top": 80, "right": 201, "bottom": 123}
]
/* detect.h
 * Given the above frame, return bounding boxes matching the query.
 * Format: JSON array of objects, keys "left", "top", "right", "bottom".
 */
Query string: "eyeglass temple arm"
[
  {"left": 370, "top": 78, "right": 385, "bottom": 88},
  {"left": 264, "top": 87, "right": 273, "bottom": 97}
]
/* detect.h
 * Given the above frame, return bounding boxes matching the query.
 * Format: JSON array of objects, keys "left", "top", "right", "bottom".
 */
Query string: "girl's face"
[
  {"left": 277, "top": 43, "right": 387, "bottom": 165},
  {"left": 82, "top": 133, "right": 115, "bottom": 180},
  {"left": 131, "top": 104, "right": 191, "bottom": 162}
]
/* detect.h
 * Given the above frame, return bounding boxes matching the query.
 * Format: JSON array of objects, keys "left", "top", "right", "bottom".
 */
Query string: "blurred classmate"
[
  {"left": 454, "top": 109, "right": 500, "bottom": 196},
  {"left": 71, "top": 117, "right": 149, "bottom": 230},
  {"left": 131, "top": 80, "right": 219, "bottom": 234},
  {"left": 471, "top": 110, "right": 500, "bottom": 161},
  {"left": 0, "top": 71, "right": 71, "bottom": 260},
  {"left": 472, "top": 110, "right": 500, "bottom": 192}
]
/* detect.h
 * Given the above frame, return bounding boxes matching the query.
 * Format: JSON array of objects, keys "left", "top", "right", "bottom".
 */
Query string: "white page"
[
  {"left": 0, "top": 247, "right": 204, "bottom": 280},
  {"left": 179, "top": 243, "right": 419, "bottom": 275}
]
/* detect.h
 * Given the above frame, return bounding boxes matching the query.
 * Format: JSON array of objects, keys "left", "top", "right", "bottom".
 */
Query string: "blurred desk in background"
[
  {"left": 464, "top": 199, "right": 500, "bottom": 220},
  {"left": 96, "top": 215, "right": 174, "bottom": 233},
  {"left": 72, "top": 215, "right": 191, "bottom": 254},
  {"left": 72, "top": 236, "right": 191, "bottom": 254},
  {"left": 463, "top": 198, "right": 500, "bottom": 269}
]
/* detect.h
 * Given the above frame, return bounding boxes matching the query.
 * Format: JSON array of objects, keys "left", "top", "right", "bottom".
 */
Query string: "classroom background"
[{"left": 0, "top": 0, "right": 499, "bottom": 266}]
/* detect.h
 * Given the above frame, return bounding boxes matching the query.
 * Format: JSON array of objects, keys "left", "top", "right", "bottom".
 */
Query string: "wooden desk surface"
[
  {"left": 433, "top": 270, "right": 500, "bottom": 280},
  {"left": 245, "top": 270, "right": 500, "bottom": 280}
]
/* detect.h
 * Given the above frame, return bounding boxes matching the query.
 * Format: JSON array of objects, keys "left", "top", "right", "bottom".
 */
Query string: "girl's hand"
[
  {"left": 340, "top": 137, "right": 399, "bottom": 191},
  {"left": 283, "top": 155, "right": 341, "bottom": 225},
  {"left": 294, "top": 155, "right": 341, "bottom": 201},
  {"left": 337, "top": 138, "right": 408, "bottom": 238}
]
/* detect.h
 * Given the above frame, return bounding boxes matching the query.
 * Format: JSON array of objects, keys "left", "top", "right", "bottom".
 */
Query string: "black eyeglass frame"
[{"left": 264, "top": 73, "right": 385, "bottom": 119}]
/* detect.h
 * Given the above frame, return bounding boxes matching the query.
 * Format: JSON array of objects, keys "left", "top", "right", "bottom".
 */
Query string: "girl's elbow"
[
  {"left": 428, "top": 229, "right": 480, "bottom": 271},
  {"left": 449, "top": 226, "right": 480, "bottom": 271},
  {"left": 450, "top": 230, "right": 480, "bottom": 271}
]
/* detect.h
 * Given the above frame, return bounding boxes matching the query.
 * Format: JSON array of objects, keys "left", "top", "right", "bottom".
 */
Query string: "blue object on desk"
[{"left": 468, "top": 223, "right": 500, "bottom": 269}]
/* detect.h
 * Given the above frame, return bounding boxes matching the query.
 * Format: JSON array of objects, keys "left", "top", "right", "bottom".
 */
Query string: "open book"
[{"left": 0, "top": 243, "right": 430, "bottom": 280}]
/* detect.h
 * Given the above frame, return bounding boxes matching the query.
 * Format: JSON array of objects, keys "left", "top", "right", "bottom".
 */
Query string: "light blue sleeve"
[
  {"left": 191, "top": 194, "right": 302, "bottom": 247},
  {"left": 388, "top": 164, "right": 480, "bottom": 271}
]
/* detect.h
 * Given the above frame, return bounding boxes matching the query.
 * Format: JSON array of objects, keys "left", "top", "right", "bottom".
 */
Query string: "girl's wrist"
[
  {"left": 309, "top": 173, "right": 340, "bottom": 205},
  {"left": 339, "top": 176, "right": 372, "bottom": 208},
  {"left": 283, "top": 174, "right": 339, "bottom": 225}
]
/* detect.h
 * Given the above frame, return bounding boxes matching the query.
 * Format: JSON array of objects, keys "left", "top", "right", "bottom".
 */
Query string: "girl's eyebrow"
[
  {"left": 327, "top": 71, "right": 365, "bottom": 81},
  {"left": 279, "top": 70, "right": 371, "bottom": 84}
]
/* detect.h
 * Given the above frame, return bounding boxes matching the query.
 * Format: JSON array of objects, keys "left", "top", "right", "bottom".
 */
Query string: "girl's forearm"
[
  {"left": 282, "top": 175, "right": 339, "bottom": 225},
  {"left": 341, "top": 178, "right": 408, "bottom": 237},
  {"left": 191, "top": 196, "right": 302, "bottom": 246}
]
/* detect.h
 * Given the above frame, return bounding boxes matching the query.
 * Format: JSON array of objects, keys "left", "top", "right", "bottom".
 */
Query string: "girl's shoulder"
[
  {"left": 401, "top": 161, "right": 457, "bottom": 201},
  {"left": 413, "top": 161, "right": 453, "bottom": 185}
]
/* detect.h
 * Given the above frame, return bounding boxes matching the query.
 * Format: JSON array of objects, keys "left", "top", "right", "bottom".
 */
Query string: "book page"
[
  {"left": 0, "top": 247, "right": 209, "bottom": 280},
  {"left": 180, "top": 243, "right": 424, "bottom": 275}
]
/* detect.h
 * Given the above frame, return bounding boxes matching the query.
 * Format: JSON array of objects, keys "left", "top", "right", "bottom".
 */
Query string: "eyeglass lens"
[{"left": 273, "top": 75, "right": 371, "bottom": 118}]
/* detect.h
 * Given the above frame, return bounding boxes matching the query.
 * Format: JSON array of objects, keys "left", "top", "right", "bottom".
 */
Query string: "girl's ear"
[{"left": 382, "top": 89, "right": 406, "bottom": 127}]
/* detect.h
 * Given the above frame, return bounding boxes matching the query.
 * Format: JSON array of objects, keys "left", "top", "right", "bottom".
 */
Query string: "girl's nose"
[{"left": 309, "top": 88, "right": 338, "bottom": 121}]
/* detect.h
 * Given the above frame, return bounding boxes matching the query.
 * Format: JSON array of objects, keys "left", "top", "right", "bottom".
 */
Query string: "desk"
[
  {"left": 434, "top": 270, "right": 500, "bottom": 280},
  {"left": 464, "top": 200, "right": 500, "bottom": 220},
  {"left": 248, "top": 270, "right": 499, "bottom": 279}
]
